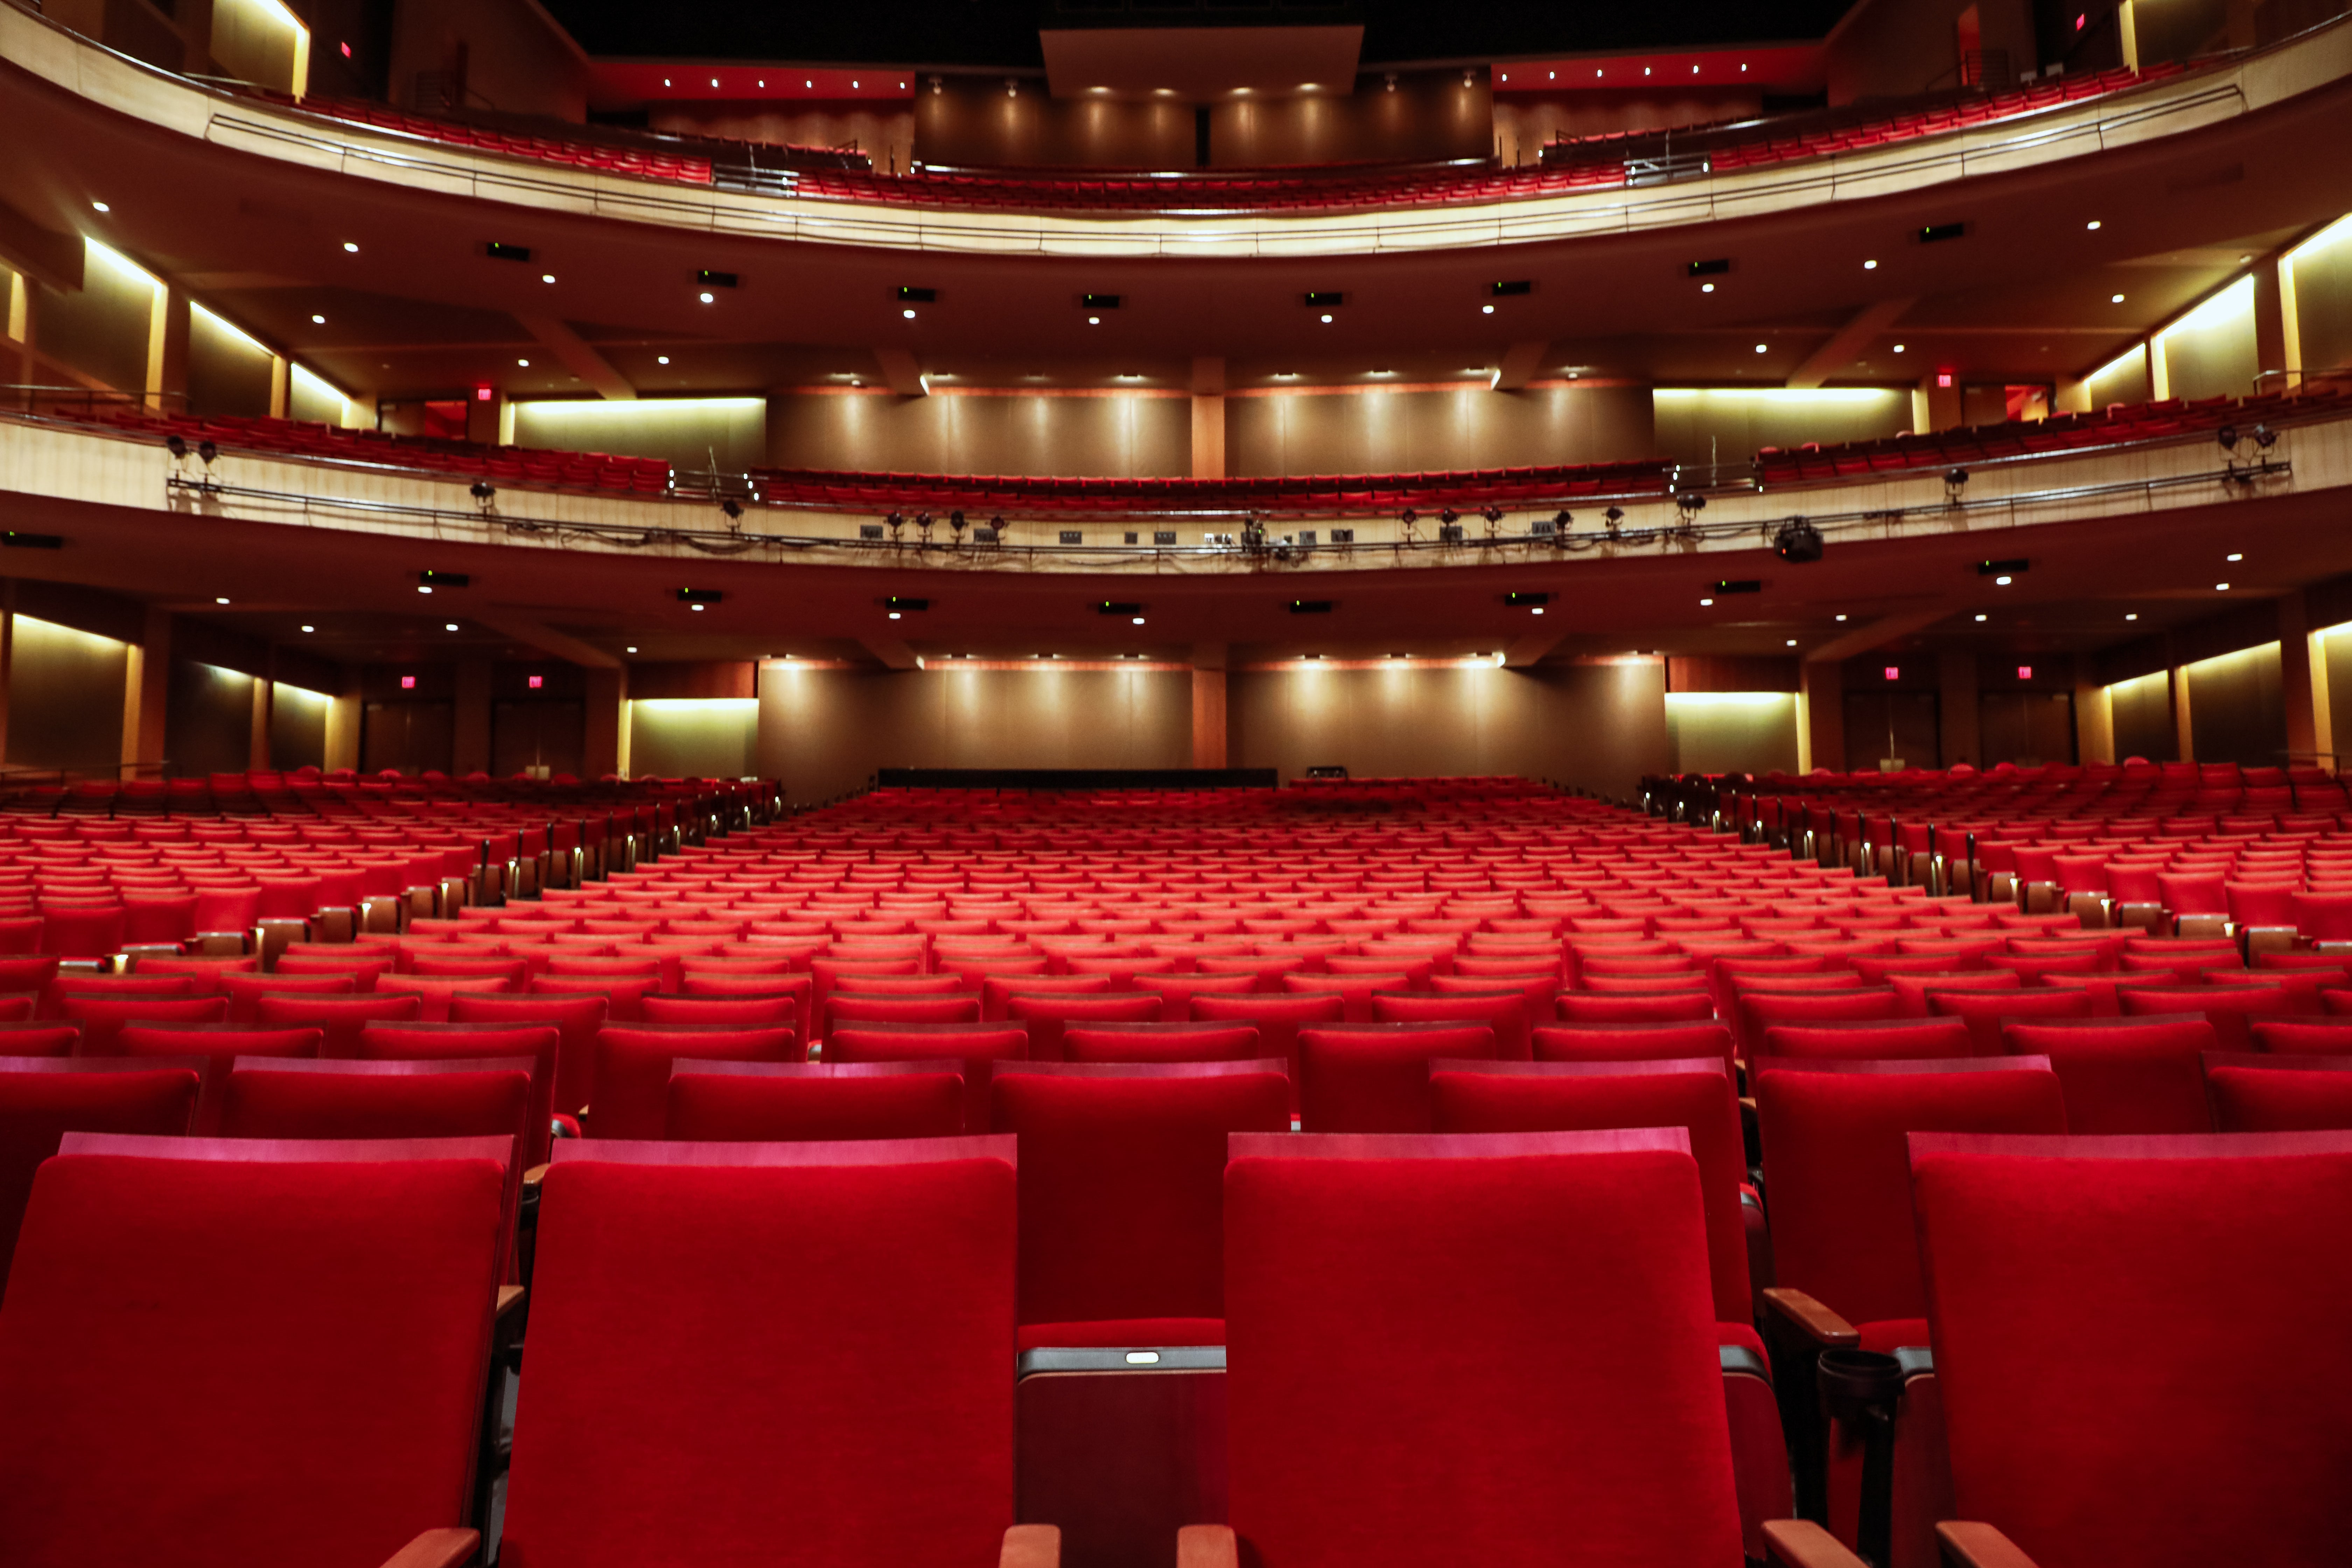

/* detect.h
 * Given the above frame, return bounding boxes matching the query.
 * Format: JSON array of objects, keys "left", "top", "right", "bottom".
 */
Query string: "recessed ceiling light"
[
  {"left": 311, "top": 314, "right": 326, "bottom": 324},
  {"left": 1700, "top": 597, "right": 1714, "bottom": 607},
  {"left": 1701, "top": 283, "right": 1715, "bottom": 293},
  {"left": 1975, "top": 613, "right": 1988, "bottom": 622},
  {"left": 301, "top": 624, "right": 314, "bottom": 632},
  {"left": 1835, "top": 614, "right": 1847, "bottom": 621},
  {"left": 1531, "top": 607, "right": 1545, "bottom": 616},
  {"left": 2216, "top": 582, "right": 2230, "bottom": 591},
  {"left": 1320, "top": 313, "right": 1334, "bottom": 323},
  {"left": 700, "top": 292, "right": 716, "bottom": 304},
  {"left": 692, "top": 604, "right": 705, "bottom": 611},
  {"left": 2226, "top": 552, "right": 2244, "bottom": 561},
  {"left": 657, "top": 355, "right": 670, "bottom": 365},
  {"left": 2112, "top": 293, "right": 2126, "bottom": 303},
  {"left": 1087, "top": 315, "right": 1100, "bottom": 325},
  {"left": 2124, "top": 614, "right": 2137, "bottom": 622},
  {"left": 517, "top": 358, "right": 529, "bottom": 367},
  {"left": 626, "top": 645, "right": 638, "bottom": 652},
  {"left": 902, "top": 307, "right": 916, "bottom": 319},
  {"left": 1132, "top": 616, "right": 1145, "bottom": 625},
  {"left": 2086, "top": 219, "right": 2102, "bottom": 230},
  {"left": 1995, "top": 575, "right": 2013, "bottom": 586},
  {"left": 1863, "top": 259, "right": 1878, "bottom": 270},
  {"left": 444, "top": 622, "right": 459, "bottom": 631},
  {"left": 342, "top": 241, "right": 358, "bottom": 253},
  {"left": 887, "top": 611, "right": 902, "bottom": 620},
  {"left": 417, "top": 585, "right": 432, "bottom": 594},
  {"left": 1786, "top": 638, "right": 1798, "bottom": 646},
  {"left": 1893, "top": 344, "right": 1906, "bottom": 353},
  {"left": 1755, "top": 343, "right": 1768, "bottom": 353},
  {"left": 215, "top": 596, "right": 230, "bottom": 604},
  {"left": 541, "top": 273, "right": 555, "bottom": 284},
  {"left": 1482, "top": 304, "right": 1494, "bottom": 314},
  {"left": 91, "top": 201, "right": 109, "bottom": 213}
]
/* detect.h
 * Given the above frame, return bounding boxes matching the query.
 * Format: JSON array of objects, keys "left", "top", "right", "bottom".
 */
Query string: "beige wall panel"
[
  {"left": 629, "top": 699, "right": 757, "bottom": 778},
  {"left": 2292, "top": 220, "right": 2352, "bottom": 377},
  {"left": 765, "top": 393, "right": 1188, "bottom": 478},
  {"left": 1226, "top": 384, "right": 1656, "bottom": 477},
  {"left": 9, "top": 616, "right": 127, "bottom": 770}
]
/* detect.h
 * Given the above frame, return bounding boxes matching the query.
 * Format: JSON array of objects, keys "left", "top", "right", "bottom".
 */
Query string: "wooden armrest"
[
  {"left": 1177, "top": 1525, "right": 1239, "bottom": 1568},
  {"left": 1938, "top": 1522, "right": 2042, "bottom": 1568},
  {"left": 379, "top": 1527, "right": 479, "bottom": 1568},
  {"left": 1000, "top": 1524, "right": 1060, "bottom": 1567},
  {"left": 496, "top": 1286, "right": 526, "bottom": 1322},
  {"left": 523, "top": 1164, "right": 550, "bottom": 1188},
  {"left": 1764, "top": 1520, "right": 1870, "bottom": 1568},
  {"left": 1762, "top": 1287, "right": 1860, "bottom": 1348}
]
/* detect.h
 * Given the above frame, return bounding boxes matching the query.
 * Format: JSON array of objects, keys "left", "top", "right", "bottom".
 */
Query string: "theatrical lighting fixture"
[
  {"left": 469, "top": 480, "right": 496, "bottom": 508},
  {"left": 1773, "top": 518, "right": 1825, "bottom": 563},
  {"left": 2254, "top": 424, "right": 2277, "bottom": 450},
  {"left": 677, "top": 588, "right": 723, "bottom": 606},
  {"left": 2218, "top": 425, "right": 2239, "bottom": 451},
  {"left": 1674, "top": 493, "right": 1707, "bottom": 528},
  {"left": 1945, "top": 467, "right": 1969, "bottom": 491},
  {"left": 1603, "top": 506, "right": 1624, "bottom": 536},
  {"left": 165, "top": 435, "right": 187, "bottom": 459},
  {"left": 1481, "top": 506, "right": 1504, "bottom": 536},
  {"left": 418, "top": 570, "right": 469, "bottom": 589},
  {"left": 197, "top": 440, "right": 217, "bottom": 466},
  {"left": 949, "top": 511, "right": 967, "bottom": 542},
  {"left": 885, "top": 512, "right": 904, "bottom": 534},
  {"left": 1437, "top": 509, "right": 1464, "bottom": 544},
  {"left": 720, "top": 499, "right": 743, "bottom": 521}
]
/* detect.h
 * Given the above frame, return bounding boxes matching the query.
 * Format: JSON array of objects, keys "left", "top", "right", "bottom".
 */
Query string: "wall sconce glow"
[
  {"left": 191, "top": 301, "right": 269, "bottom": 355},
  {"left": 289, "top": 362, "right": 352, "bottom": 426},
  {"left": 2158, "top": 273, "right": 2253, "bottom": 341},
  {"left": 85, "top": 238, "right": 161, "bottom": 293}
]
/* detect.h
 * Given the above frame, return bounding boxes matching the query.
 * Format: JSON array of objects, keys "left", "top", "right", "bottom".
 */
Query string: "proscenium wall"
[
  {"left": 1227, "top": 659, "right": 1668, "bottom": 802},
  {"left": 1664, "top": 694, "right": 1801, "bottom": 776},
  {"left": 514, "top": 398, "right": 766, "bottom": 472},
  {"left": 756, "top": 664, "right": 1194, "bottom": 805}
]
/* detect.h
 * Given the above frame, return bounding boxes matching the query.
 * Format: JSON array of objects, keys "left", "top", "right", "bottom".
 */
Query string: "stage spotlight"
[
  {"left": 1773, "top": 518, "right": 1825, "bottom": 563},
  {"left": 720, "top": 499, "right": 743, "bottom": 521},
  {"left": 164, "top": 435, "right": 186, "bottom": 459},
  {"left": 470, "top": 480, "right": 496, "bottom": 506},
  {"left": 2217, "top": 425, "right": 2239, "bottom": 451},
  {"left": 197, "top": 440, "right": 217, "bottom": 466},
  {"left": 2254, "top": 424, "right": 2277, "bottom": 450},
  {"left": 1603, "top": 506, "right": 1624, "bottom": 536}
]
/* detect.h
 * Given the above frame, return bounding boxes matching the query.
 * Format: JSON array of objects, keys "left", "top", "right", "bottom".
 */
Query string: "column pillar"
[
  {"left": 2171, "top": 662, "right": 2195, "bottom": 764},
  {"left": 149, "top": 285, "right": 190, "bottom": 416},
  {"left": 584, "top": 665, "right": 628, "bottom": 779},
  {"left": 0, "top": 581, "right": 15, "bottom": 765},
  {"left": 3, "top": 273, "right": 28, "bottom": 392},
  {"left": 323, "top": 669, "right": 362, "bottom": 772},
  {"left": 1191, "top": 669, "right": 1228, "bottom": 769},
  {"left": 1190, "top": 356, "right": 1226, "bottom": 481},
  {"left": 248, "top": 662, "right": 273, "bottom": 772},
  {"left": 2074, "top": 663, "right": 2115, "bottom": 765},
  {"left": 1938, "top": 650, "right": 1980, "bottom": 770},
  {"left": 124, "top": 607, "right": 170, "bottom": 774},
  {"left": 2252, "top": 254, "right": 2291, "bottom": 391},
  {"left": 1801, "top": 660, "right": 1845, "bottom": 774},
  {"left": 268, "top": 357, "right": 289, "bottom": 419},
  {"left": 452, "top": 658, "right": 492, "bottom": 776},
  {"left": 1919, "top": 373, "right": 1962, "bottom": 433},
  {"left": 2278, "top": 591, "right": 2321, "bottom": 770}
]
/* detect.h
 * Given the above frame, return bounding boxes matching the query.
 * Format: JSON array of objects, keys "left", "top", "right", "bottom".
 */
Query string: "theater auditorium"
[{"left": 1, "top": 0, "right": 2351, "bottom": 1563}]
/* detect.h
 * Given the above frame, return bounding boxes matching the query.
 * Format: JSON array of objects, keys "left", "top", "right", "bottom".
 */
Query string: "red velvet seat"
[
  {"left": 824, "top": 1022, "right": 1030, "bottom": 1133},
  {"left": 1554, "top": 988, "right": 1715, "bottom": 1025},
  {"left": 1925, "top": 986, "right": 2098, "bottom": 1055},
  {"left": 357, "top": 1022, "right": 562, "bottom": 1167},
  {"left": 445, "top": 991, "right": 610, "bottom": 1121},
  {"left": 1911, "top": 1130, "right": 2352, "bottom": 1568},
  {"left": 1059, "top": 1022, "right": 1265, "bottom": 1065},
  {"left": 1296, "top": 1022, "right": 1496, "bottom": 1133},
  {"left": 2117, "top": 981, "right": 2296, "bottom": 1052},
  {"left": 588, "top": 1025, "right": 799, "bottom": 1139},
  {"left": 498, "top": 1136, "right": 1038, "bottom": 1568},
  {"left": 666, "top": 1058, "right": 965, "bottom": 1141},
  {"left": 59, "top": 993, "right": 229, "bottom": 1056},
  {"left": 255, "top": 990, "right": 424, "bottom": 1056},
  {"left": 1369, "top": 987, "right": 1531, "bottom": 1060},
  {"left": 0, "top": 1058, "right": 199, "bottom": 1295},
  {"left": 1186, "top": 992, "right": 1346, "bottom": 1104},
  {"left": 117, "top": 1022, "right": 320, "bottom": 1133},
  {"left": 1205, "top": 1128, "right": 1745, "bottom": 1566},
  {"left": 639, "top": 992, "right": 799, "bottom": 1030},
  {"left": 218, "top": 970, "right": 356, "bottom": 1022},
  {"left": 1005, "top": 991, "right": 1164, "bottom": 1062},
  {"left": 1756, "top": 1017, "right": 1980, "bottom": 1066},
  {"left": 2003, "top": 1014, "right": 2220, "bottom": 1134},
  {"left": 1531, "top": 1020, "right": 1738, "bottom": 1071},
  {"left": 2202, "top": 1051, "right": 2352, "bottom": 1130},
  {"left": 0, "top": 1131, "right": 511, "bottom": 1568},
  {"left": 1754, "top": 1056, "right": 2068, "bottom": 1566}
]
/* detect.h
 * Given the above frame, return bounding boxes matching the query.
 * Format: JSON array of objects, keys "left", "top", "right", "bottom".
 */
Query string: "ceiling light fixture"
[
  {"left": 1700, "top": 597, "right": 1714, "bottom": 607},
  {"left": 2124, "top": 614, "right": 2137, "bottom": 622},
  {"left": 311, "top": 314, "right": 326, "bottom": 324},
  {"left": 444, "top": 622, "right": 459, "bottom": 631},
  {"left": 2227, "top": 552, "right": 2244, "bottom": 562},
  {"left": 1893, "top": 344, "right": 1906, "bottom": 354},
  {"left": 91, "top": 201, "right": 109, "bottom": 213},
  {"left": 700, "top": 292, "right": 716, "bottom": 304},
  {"left": 2112, "top": 293, "right": 2126, "bottom": 303},
  {"left": 1701, "top": 283, "right": 1715, "bottom": 293},
  {"left": 517, "top": 358, "right": 529, "bottom": 367},
  {"left": 2216, "top": 582, "right": 2231, "bottom": 592},
  {"left": 657, "top": 355, "right": 670, "bottom": 365},
  {"left": 902, "top": 307, "right": 916, "bottom": 319},
  {"left": 1975, "top": 613, "right": 1988, "bottom": 622},
  {"left": 301, "top": 624, "right": 314, "bottom": 632},
  {"left": 342, "top": 241, "right": 358, "bottom": 253},
  {"left": 1995, "top": 575, "right": 2013, "bottom": 586},
  {"left": 541, "top": 273, "right": 555, "bottom": 284},
  {"left": 215, "top": 596, "right": 230, "bottom": 604},
  {"left": 1755, "top": 343, "right": 1768, "bottom": 353},
  {"left": 1863, "top": 259, "right": 1878, "bottom": 270},
  {"left": 2086, "top": 219, "right": 2102, "bottom": 230}
]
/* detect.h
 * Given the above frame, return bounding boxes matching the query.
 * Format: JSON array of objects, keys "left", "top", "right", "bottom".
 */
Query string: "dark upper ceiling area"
[{"left": 536, "top": 0, "right": 1864, "bottom": 70}]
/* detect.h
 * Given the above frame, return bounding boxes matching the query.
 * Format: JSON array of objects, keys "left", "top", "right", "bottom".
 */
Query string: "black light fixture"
[
  {"left": 677, "top": 587, "right": 723, "bottom": 605},
  {"left": 1481, "top": 506, "right": 1504, "bottom": 533},
  {"left": 720, "top": 498, "right": 743, "bottom": 521},
  {"left": 470, "top": 479, "right": 496, "bottom": 507},
  {"left": 2254, "top": 424, "right": 2277, "bottom": 450},
  {"left": 164, "top": 434, "right": 187, "bottom": 459},
  {"left": 2217, "top": 425, "right": 2239, "bottom": 451},
  {"left": 1603, "top": 506, "right": 1624, "bottom": 535},
  {"left": 197, "top": 439, "right": 217, "bottom": 466},
  {"left": 1773, "top": 518, "right": 1825, "bottom": 563},
  {"left": 1675, "top": 492, "right": 1707, "bottom": 526}
]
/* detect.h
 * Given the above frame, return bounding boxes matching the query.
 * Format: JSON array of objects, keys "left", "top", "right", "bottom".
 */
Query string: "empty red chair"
[
  {"left": 982, "top": 972, "right": 1111, "bottom": 1021},
  {"left": 1757, "top": 1017, "right": 1979, "bottom": 1066},
  {"left": 2249, "top": 1017, "right": 2352, "bottom": 1055},
  {"left": 255, "top": 991, "right": 423, "bottom": 1057},
  {"left": 499, "top": 1137, "right": 1041, "bottom": 1568},
  {"left": 218, "top": 971, "right": 355, "bottom": 1022},
  {"left": 0, "top": 1131, "right": 511, "bottom": 1567},
  {"left": 1740, "top": 988, "right": 1902, "bottom": 1059},
  {"left": 1927, "top": 986, "right": 2098, "bottom": 1055},
  {"left": 640, "top": 992, "right": 798, "bottom": 1030},
  {"left": 1280, "top": 970, "right": 1414, "bottom": 1022},
  {"left": 1532, "top": 1020, "right": 1738, "bottom": 1071},
  {"left": 1202, "top": 1128, "right": 1746, "bottom": 1566},
  {"left": 666, "top": 1059, "right": 964, "bottom": 1142},
  {"left": 1885, "top": 970, "right": 2020, "bottom": 1017},
  {"left": 2118, "top": 982, "right": 2295, "bottom": 1052},
  {"left": 1368, "top": 988, "right": 1530, "bottom": 1061},
  {"left": 447, "top": 991, "right": 610, "bottom": 1121},
  {"left": 1296, "top": 1022, "right": 1496, "bottom": 1133},
  {"left": 588, "top": 1025, "right": 798, "bottom": 1140},
  {"left": 359, "top": 1022, "right": 562, "bottom": 1167},
  {"left": 532, "top": 973, "right": 660, "bottom": 1023},
  {"left": 0, "top": 1023, "right": 79, "bottom": 1057},
  {"left": 1005, "top": 991, "right": 1164, "bottom": 1062},
  {"left": 1060, "top": 1022, "right": 1265, "bottom": 1065},
  {"left": 1754, "top": 1056, "right": 2068, "bottom": 1562},
  {"left": 1554, "top": 989, "right": 1715, "bottom": 1025},
  {"left": 377, "top": 972, "right": 510, "bottom": 1023},
  {"left": 59, "top": 993, "right": 227, "bottom": 1056},
  {"left": 39, "top": 904, "right": 123, "bottom": 960},
  {"left": 827, "top": 990, "right": 981, "bottom": 1038},
  {"left": 1911, "top": 1130, "right": 2352, "bottom": 1568},
  {"left": 2004, "top": 1013, "right": 2217, "bottom": 1136},
  {"left": 2289, "top": 890, "right": 2352, "bottom": 947},
  {"left": 1188, "top": 992, "right": 1346, "bottom": 1101},
  {"left": 117, "top": 1022, "right": 319, "bottom": 1133},
  {"left": 0, "top": 1057, "right": 198, "bottom": 1294},
  {"left": 2203, "top": 1051, "right": 2352, "bottom": 1130},
  {"left": 824, "top": 1022, "right": 1029, "bottom": 1134},
  {"left": 1134, "top": 972, "right": 1261, "bottom": 1021}
]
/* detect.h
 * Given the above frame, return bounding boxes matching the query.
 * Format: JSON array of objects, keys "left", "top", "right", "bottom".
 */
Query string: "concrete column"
[
  {"left": 248, "top": 667, "right": 273, "bottom": 772},
  {"left": 2, "top": 274, "right": 27, "bottom": 390},
  {"left": 2074, "top": 672, "right": 2115, "bottom": 765},
  {"left": 0, "top": 582, "right": 14, "bottom": 765},
  {"left": 268, "top": 357, "right": 289, "bottom": 419},
  {"left": 2171, "top": 661, "right": 2195, "bottom": 764},
  {"left": 452, "top": 658, "right": 492, "bottom": 776},
  {"left": 2311, "top": 625, "right": 2336, "bottom": 773},
  {"left": 1938, "top": 650, "right": 1981, "bottom": 771},
  {"left": 1801, "top": 660, "right": 1845, "bottom": 774},
  {"left": 2252, "top": 256, "right": 2291, "bottom": 391},
  {"left": 1919, "top": 374, "right": 1962, "bottom": 433},
  {"left": 149, "top": 286, "right": 190, "bottom": 416},
  {"left": 124, "top": 607, "right": 170, "bottom": 773},
  {"left": 324, "top": 670, "right": 362, "bottom": 772},
  {"left": 1191, "top": 668, "right": 1228, "bottom": 768},
  {"left": 2278, "top": 592, "right": 2321, "bottom": 770},
  {"left": 584, "top": 665, "right": 628, "bottom": 779},
  {"left": 1190, "top": 357, "right": 1226, "bottom": 481}
]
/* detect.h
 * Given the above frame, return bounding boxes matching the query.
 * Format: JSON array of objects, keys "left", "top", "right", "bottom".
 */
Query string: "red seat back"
[
  {"left": 1297, "top": 1023, "right": 1496, "bottom": 1133},
  {"left": 666, "top": 1060, "right": 964, "bottom": 1142},
  {"left": 589, "top": 1026, "right": 798, "bottom": 1140},
  {"left": 2006, "top": 1014, "right": 2221, "bottom": 1134},
  {"left": 0, "top": 1059, "right": 198, "bottom": 1294}
]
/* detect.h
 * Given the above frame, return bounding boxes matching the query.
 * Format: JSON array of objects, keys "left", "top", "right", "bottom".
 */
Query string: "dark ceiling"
[{"left": 536, "top": 0, "right": 1864, "bottom": 70}]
